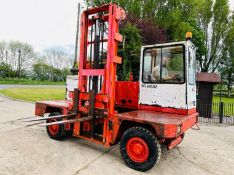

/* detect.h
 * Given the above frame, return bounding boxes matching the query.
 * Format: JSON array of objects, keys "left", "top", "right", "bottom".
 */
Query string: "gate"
[{"left": 198, "top": 102, "right": 234, "bottom": 124}]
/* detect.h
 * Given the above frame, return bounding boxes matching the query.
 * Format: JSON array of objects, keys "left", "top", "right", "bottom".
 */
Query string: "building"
[{"left": 196, "top": 72, "right": 221, "bottom": 118}]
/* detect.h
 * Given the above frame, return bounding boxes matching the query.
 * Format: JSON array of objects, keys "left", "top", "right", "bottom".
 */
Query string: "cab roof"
[{"left": 142, "top": 40, "right": 195, "bottom": 49}]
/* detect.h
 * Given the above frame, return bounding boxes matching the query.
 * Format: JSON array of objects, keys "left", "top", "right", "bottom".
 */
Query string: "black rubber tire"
[
  {"left": 120, "top": 127, "right": 161, "bottom": 172},
  {"left": 46, "top": 112, "right": 66, "bottom": 140},
  {"left": 65, "top": 124, "right": 74, "bottom": 137}
]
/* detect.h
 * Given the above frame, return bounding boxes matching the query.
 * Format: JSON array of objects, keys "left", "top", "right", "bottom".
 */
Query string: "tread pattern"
[{"left": 120, "top": 126, "right": 161, "bottom": 172}]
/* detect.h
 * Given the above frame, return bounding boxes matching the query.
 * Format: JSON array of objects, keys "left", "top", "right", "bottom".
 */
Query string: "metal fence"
[
  {"left": 212, "top": 102, "right": 234, "bottom": 117},
  {"left": 198, "top": 102, "right": 234, "bottom": 125}
]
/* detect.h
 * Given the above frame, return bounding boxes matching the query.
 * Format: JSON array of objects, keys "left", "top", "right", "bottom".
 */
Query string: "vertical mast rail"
[{"left": 75, "top": 4, "right": 125, "bottom": 144}]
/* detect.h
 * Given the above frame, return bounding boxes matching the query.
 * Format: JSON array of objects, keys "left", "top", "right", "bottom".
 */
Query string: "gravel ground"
[{"left": 0, "top": 95, "right": 234, "bottom": 175}]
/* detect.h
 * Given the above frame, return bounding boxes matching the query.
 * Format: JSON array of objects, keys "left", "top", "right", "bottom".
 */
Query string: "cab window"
[
  {"left": 188, "top": 47, "right": 196, "bottom": 85},
  {"left": 143, "top": 48, "right": 161, "bottom": 83},
  {"left": 142, "top": 45, "right": 185, "bottom": 84}
]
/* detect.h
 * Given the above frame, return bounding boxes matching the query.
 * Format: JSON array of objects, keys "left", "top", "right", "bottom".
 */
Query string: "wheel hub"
[
  {"left": 133, "top": 143, "right": 143, "bottom": 154},
  {"left": 126, "top": 137, "right": 149, "bottom": 163},
  {"left": 48, "top": 119, "right": 59, "bottom": 135}
]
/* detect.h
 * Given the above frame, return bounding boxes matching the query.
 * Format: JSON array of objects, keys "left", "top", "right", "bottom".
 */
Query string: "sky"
[
  {"left": 0, "top": 0, "right": 85, "bottom": 54},
  {"left": 230, "top": 0, "right": 234, "bottom": 10},
  {"left": 0, "top": 0, "right": 233, "bottom": 55}
]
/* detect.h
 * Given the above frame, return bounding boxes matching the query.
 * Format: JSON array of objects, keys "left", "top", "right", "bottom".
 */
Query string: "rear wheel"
[
  {"left": 46, "top": 112, "right": 65, "bottom": 140},
  {"left": 120, "top": 127, "right": 161, "bottom": 172}
]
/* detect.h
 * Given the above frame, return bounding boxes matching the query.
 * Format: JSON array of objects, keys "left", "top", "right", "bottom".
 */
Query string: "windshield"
[{"left": 142, "top": 45, "right": 185, "bottom": 84}]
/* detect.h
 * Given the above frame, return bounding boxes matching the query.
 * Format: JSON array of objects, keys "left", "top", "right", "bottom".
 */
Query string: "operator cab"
[{"left": 139, "top": 40, "right": 196, "bottom": 114}]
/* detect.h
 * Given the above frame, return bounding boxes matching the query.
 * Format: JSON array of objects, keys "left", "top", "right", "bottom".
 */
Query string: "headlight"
[{"left": 177, "top": 125, "right": 182, "bottom": 134}]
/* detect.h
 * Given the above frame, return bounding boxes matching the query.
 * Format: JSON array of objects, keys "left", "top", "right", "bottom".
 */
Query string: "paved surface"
[{"left": 0, "top": 95, "right": 234, "bottom": 175}]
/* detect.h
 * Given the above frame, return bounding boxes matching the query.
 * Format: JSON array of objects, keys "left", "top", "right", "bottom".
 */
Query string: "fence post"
[{"left": 219, "top": 102, "right": 224, "bottom": 124}]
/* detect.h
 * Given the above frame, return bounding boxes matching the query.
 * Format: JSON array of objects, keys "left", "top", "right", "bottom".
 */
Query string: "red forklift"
[{"left": 27, "top": 4, "right": 198, "bottom": 171}]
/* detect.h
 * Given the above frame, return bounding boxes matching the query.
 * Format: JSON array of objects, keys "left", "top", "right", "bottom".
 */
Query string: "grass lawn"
[
  {"left": 0, "top": 88, "right": 65, "bottom": 102},
  {"left": 0, "top": 78, "right": 65, "bottom": 85},
  {"left": 212, "top": 96, "right": 234, "bottom": 116},
  {"left": 213, "top": 96, "right": 234, "bottom": 103}
]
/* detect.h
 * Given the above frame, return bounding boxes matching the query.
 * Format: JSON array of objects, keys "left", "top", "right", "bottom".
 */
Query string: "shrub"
[{"left": 0, "top": 62, "right": 13, "bottom": 78}]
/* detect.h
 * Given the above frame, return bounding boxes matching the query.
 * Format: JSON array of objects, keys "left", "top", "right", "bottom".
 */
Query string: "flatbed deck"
[
  {"left": 117, "top": 110, "right": 198, "bottom": 125},
  {"left": 117, "top": 110, "right": 198, "bottom": 138}
]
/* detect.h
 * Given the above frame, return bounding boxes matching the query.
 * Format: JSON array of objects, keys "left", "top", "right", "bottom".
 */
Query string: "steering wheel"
[{"left": 174, "top": 74, "right": 182, "bottom": 82}]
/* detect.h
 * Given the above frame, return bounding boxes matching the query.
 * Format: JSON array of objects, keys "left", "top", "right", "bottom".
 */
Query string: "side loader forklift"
[{"left": 27, "top": 3, "right": 198, "bottom": 172}]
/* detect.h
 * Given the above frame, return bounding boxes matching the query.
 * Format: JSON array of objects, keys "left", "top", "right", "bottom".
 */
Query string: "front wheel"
[
  {"left": 46, "top": 112, "right": 66, "bottom": 140},
  {"left": 120, "top": 127, "right": 161, "bottom": 172}
]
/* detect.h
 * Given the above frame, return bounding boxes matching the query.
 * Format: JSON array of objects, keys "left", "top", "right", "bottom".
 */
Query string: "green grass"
[
  {"left": 0, "top": 78, "right": 65, "bottom": 85},
  {"left": 213, "top": 96, "right": 234, "bottom": 103},
  {"left": 0, "top": 88, "right": 65, "bottom": 102},
  {"left": 212, "top": 96, "right": 234, "bottom": 116}
]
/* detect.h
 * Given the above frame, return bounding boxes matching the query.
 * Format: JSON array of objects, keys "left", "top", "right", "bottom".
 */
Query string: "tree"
[
  {"left": 154, "top": 0, "right": 207, "bottom": 72},
  {"left": 33, "top": 47, "right": 73, "bottom": 82},
  {"left": 32, "top": 59, "right": 70, "bottom": 82},
  {"left": 0, "top": 41, "right": 7, "bottom": 63},
  {"left": 155, "top": 0, "right": 198, "bottom": 40},
  {"left": 219, "top": 14, "right": 234, "bottom": 97},
  {"left": 43, "top": 47, "right": 73, "bottom": 70},
  {"left": 118, "top": 23, "right": 142, "bottom": 80},
  {"left": 0, "top": 40, "right": 74, "bottom": 81},
  {"left": 0, "top": 62, "right": 13, "bottom": 78},
  {"left": 121, "top": 15, "right": 167, "bottom": 45},
  {"left": 32, "top": 61, "right": 51, "bottom": 81},
  {"left": 196, "top": 0, "right": 230, "bottom": 72},
  {"left": 8, "top": 41, "right": 35, "bottom": 78}
]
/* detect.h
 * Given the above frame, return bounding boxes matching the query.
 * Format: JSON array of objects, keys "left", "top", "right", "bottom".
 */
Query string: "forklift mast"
[{"left": 74, "top": 3, "right": 126, "bottom": 144}]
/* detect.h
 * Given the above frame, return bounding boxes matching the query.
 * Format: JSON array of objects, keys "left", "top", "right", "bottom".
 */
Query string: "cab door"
[{"left": 186, "top": 45, "right": 197, "bottom": 110}]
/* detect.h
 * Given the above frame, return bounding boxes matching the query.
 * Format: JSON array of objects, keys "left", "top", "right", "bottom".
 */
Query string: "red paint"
[
  {"left": 139, "top": 105, "right": 196, "bottom": 115},
  {"left": 115, "top": 81, "right": 139, "bottom": 109},
  {"left": 48, "top": 119, "right": 59, "bottom": 135},
  {"left": 83, "top": 121, "right": 91, "bottom": 132},
  {"left": 35, "top": 101, "right": 69, "bottom": 116},
  {"left": 117, "top": 110, "right": 198, "bottom": 138},
  {"left": 129, "top": 72, "right": 133, "bottom": 81},
  {"left": 82, "top": 69, "right": 105, "bottom": 76},
  {"left": 114, "top": 33, "right": 123, "bottom": 42},
  {"left": 126, "top": 137, "right": 149, "bottom": 163},
  {"left": 187, "top": 108, "right": 196, "bottom": 114},
  {"left": 69, "top": 91, "right": 74, "bottom": 99},
  {"left": 84, "top": 4, "right": 109, "bottom": 14},
  {"left": 113, "top": 56, "right": 122, "bottom": 64},
  {"left": 167, "top": 134, "right": 183, "bottom": 149}
]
